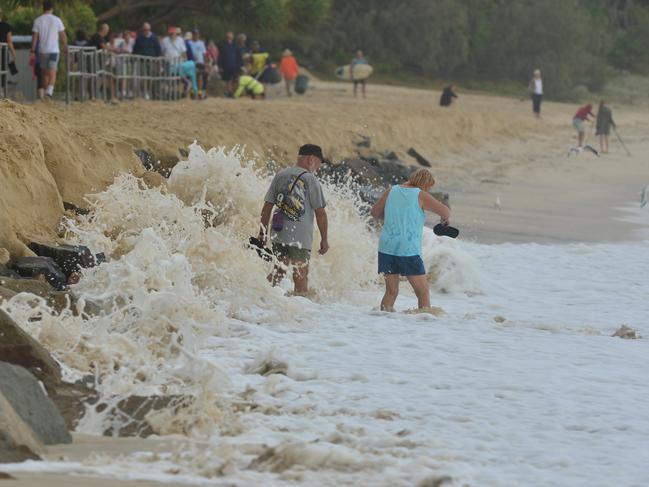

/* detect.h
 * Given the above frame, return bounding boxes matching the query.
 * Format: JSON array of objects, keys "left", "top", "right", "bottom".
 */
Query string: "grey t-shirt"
[{"left": 264, "top": 166, "right": 326, "bottom": 250}]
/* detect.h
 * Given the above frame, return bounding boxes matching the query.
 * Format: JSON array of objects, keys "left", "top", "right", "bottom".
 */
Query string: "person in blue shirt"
[{"left": 370, "top": 169, "right": 450, "bottom": 311}]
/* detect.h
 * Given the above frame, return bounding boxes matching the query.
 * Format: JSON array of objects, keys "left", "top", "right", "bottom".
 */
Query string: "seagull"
[
  {"left": 494, "top": 195, "right": 502, "bottom": 211},
  {"left": 567, "top": 145, "right": 599, "bottom": 157},
  {"left": 641, "top": 185, "right": 648, "bottom": 208}
]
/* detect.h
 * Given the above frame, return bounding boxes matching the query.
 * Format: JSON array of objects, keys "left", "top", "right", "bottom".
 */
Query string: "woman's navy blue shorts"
[{"left": 378, "top": 252, "right": 426, "bottom": 276}]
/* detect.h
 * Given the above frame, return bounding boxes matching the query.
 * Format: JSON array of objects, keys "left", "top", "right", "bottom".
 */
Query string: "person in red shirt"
[
  {"left": 573, "top": 103, "right": 594, "bottom": 148},
  {"left": 279, "top": 49, "right": 299, "bottom": 96}
]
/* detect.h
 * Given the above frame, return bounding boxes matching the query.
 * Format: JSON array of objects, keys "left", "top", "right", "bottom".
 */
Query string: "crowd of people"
[{"left": 1, "top": 1, "right": 306, "bottom": 100}]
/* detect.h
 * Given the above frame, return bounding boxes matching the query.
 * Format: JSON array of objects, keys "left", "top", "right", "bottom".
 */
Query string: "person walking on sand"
[
  {"left": 596, "top": 100, "right": 615, "bottom": 154},
  {"left": 573, "top": 103, "right": 594, "bottom": 148},
  {"left": 528, "top": 69, "right": 543, "bottom": 118},
  {"left": 351, "top": 49, "right": 368, "bottom": 98},
  {"left": 370, "top": 169, "right": 450, "bottom": 312},
  {"left": 258, "top": 144, "right": 329, "bottom": 296},
  {"left": 30, "top": 1, "right": 67, "bottom": 100},
  {"left": 279, "top": 49, "right": 299, "bottom": 96}
]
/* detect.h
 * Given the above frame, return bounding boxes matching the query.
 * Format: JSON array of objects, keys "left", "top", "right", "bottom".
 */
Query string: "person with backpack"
[{"left": 258, "top": 144, "right": 329, "bottom": 296}]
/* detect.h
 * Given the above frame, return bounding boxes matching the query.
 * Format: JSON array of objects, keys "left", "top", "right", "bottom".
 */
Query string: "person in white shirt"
[
  {"left": 30, "top": 0, "right": 67, "bottom": 100},
  {"left": 161, "top": 25, "right": 186, "bottom": 62},
  {"left": 188, "top": 29, "right": 207, "bottom": 98},
  {"left": 528, "top": 68, "right": 543, "bottom": 118}
]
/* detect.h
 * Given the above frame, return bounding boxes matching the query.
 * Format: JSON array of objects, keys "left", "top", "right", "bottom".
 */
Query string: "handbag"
[
  {"left": 8, "top": 62, "right": 17, "bottom": 76},
  {"left": 271, "top": 171, "right": 308, "bottom": 232}
]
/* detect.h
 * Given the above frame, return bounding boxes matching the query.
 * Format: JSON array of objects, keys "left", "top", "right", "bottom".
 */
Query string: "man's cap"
[
  {"left": 167, "top": 26, "right": 176, "bottom": 34},
  {"left": 192, "top": 28, "right": 199, "bottom": 34},
  {"left": 298, "top": 144, "right": 324, "bottom": 161}
]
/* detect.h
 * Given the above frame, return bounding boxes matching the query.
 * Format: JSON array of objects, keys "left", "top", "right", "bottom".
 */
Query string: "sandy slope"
[{"left": 1, "top": 80, "right": 648, "bottom": 253}]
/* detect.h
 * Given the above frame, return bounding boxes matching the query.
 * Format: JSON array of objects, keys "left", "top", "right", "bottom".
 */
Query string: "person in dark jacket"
[
  {"left": 595, "top": 100, "right": 615, "bottom": 154},
  {"left": 132, "top": 22, "right": 161, "bottom": 99},
  {"left": 439, "top": 84, "right": 458, "bottom": 107},
  {"left": 218, "top": 31, "right": 239, "bottom": 96},
  {"left": 133, "top": 22, "right": 161, "bottom": 57}
]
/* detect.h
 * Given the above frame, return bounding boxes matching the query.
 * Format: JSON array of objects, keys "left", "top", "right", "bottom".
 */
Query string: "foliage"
[{"left": 2, "top": 0, "right": 97, "bottom": 35}]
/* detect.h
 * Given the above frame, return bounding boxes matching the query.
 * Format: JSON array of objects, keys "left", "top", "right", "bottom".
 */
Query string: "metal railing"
[
  {"left": 66, "top": 46, "right": 183, "bottom": 103},
  {"left": 1, "top": 43, "right": 8, "bottom": 98}
]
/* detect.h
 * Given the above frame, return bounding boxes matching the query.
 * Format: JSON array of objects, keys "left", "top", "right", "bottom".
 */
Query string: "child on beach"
[{"left": 370, "top": 169, "right": 450, "bottom": 311}]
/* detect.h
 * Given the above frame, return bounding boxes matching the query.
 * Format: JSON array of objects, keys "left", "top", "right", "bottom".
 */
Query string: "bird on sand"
[
  {"left": 567, "top": 144, "right": 599, "bottom": 157},
  {"left": 494, "top": 195, "right": 502, "bottom": 211}
]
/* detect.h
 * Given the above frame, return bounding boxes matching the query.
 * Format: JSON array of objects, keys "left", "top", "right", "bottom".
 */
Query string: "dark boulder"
[
  {"left": 11, "top": 257, "right": 66, "bottom": 290},
  {"left": 134, "top": 149, "right": 154, "bottom": 170},
  {"left": 28, "top": 243, "right": 101, "bottom": 278},
  {"left": 0, "top": 390, "right": 43, "bottom": 463},
  {"left": 0, "top": 362, "right": 71, "bottom": 445},
  {"left": 0, "top": 309, "right": 62, "bottom": 386}
]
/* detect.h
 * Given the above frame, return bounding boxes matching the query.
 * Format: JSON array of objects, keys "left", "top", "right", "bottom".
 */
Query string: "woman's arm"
[
  {"left": 370, "top": 188, "right": 391, "bottom": 220},
  {"left": 420, "top": 191, "right": 450, "bottom": 223}
]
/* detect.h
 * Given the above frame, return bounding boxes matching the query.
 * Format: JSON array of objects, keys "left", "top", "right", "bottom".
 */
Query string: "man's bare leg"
[
  {"left": 268, "top": 256, "right": 289, "bottom": 286},
  {"left": 381, "top": 274, "right": 400, "bottom": 311},
  {"left": 578, "top": 130, "right": 585, "bottom": 148},
  {"left": 406, "top": 275, "right": 431, "bottom": 309},
  {"left": 292, "top": 261, "right": 309, "bottom": 295}
]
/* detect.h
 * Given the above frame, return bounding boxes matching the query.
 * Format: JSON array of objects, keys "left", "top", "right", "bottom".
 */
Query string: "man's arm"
[
  {"left": 258, "top": 201, "right": 274, "bottom": 242},
  {"left": 59, "top": 30, "right": 68, "bottom": 52},
  {"left": 7, "top": 32, "right": 16, "bottom": 61},
  {"left": 315, "top": 207, "right": 328, "bottom": 255},
  {"left": 30, "top": 31, "right": 39, "bottom": 55}
]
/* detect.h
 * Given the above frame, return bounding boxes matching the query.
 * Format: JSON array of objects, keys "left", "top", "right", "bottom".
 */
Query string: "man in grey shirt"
[{"left": 258, "top": 144, "right": 329, "bottom": 295}]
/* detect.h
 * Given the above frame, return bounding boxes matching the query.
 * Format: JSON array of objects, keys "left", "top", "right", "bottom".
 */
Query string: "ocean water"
[{"left": 2, "top": 146, "right": 649, "bottom": 486}]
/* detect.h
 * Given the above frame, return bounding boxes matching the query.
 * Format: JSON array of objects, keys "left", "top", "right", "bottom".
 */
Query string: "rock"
[
  {"left": 0, "top": 276, "right": 53, "bottom": 298},
  {"left": 0, "top": 264, "right": 19, "bottom": 279},
  {"left": 140, "top": 171, "right": 167, "bottom": 190},
  {"left": 0, "top": 309, "right": 62, "bottom": 386},
  {"left": 178, "top": 147, "right": 189, "bottom": 157},
  {"left": 95, "top": 395, "right": 186, "bottom": 437},
  {"left": 612, "top": 325, "right": 638, "bottom": 339},
  {"left": 134, "top": 149, "right": 154, "bottom": 170},
  {"left": 0, "top": 287, "right": 17, "bottom": 303},
  {"left": 63, "top": 201, "right": 90, "bottom": 216},
  {"left": 0, "top": 362, "right": 71, "bottom": 445},
  {"left": 0, "top": 390, "right": 43, "bottom": 463},
  {"left": 47, "top": 380, "right": 96, "bottom": 431},
  {"left": 11, "top": 257, "right": 67, "bottom": 290},
  {"left": 0, "top": 249, "right": 9, "bottom": 266},
  {"left": 152, "top": 155, "right": 180, "bottom": 178},
  {"left": 407, "top": 147, "right": 432, "bottom": 167},
  {"left": 28, "top": 242, "right": 100, "bottom": 278}
]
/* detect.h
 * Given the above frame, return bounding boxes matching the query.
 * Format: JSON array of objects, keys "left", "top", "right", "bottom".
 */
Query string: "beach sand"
[
  {"left": 1, "top": 80, "right": 648, "bottom": 257},
  {"left": 1, "top": 81, "right": 649, "bottom": 486}
]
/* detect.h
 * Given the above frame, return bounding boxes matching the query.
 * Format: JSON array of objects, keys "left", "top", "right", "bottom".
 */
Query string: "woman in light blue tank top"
[{"left": 370, "top": 169, "right": 450, "bottom": 311}]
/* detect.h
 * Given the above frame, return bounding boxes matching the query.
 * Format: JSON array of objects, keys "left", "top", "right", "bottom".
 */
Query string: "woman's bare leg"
[
  {"left": 381, "top": 274, "right": 400, "bottom": 311},
  {"left": 406, "top": 275, "right": 431, "bottom": 309}
]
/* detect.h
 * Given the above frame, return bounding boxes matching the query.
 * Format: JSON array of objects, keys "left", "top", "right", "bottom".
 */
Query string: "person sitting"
[
  {"left": 233, "top": 73, "right": 265, "bottom": 99},
  {"left": 439, "top": 84, "right": 458, "bottom": 107},
  {"left": 370, "top": 169, "right": 450, "bottom": 312}
]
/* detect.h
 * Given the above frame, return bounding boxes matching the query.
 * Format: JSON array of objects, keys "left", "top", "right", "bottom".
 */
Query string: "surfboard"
[{"left": 335, "top": 64, "right": 374, "bottom": 81}]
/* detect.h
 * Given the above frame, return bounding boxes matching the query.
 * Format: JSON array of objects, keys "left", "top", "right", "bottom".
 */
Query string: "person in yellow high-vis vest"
[{"left": 234, "top": 74, "right": 265, "bottom": 99}]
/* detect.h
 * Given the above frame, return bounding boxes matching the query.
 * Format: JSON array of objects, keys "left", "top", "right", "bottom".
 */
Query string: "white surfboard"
[{"left": 335, "top": 64, "right": 374, "bottom": 81}]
